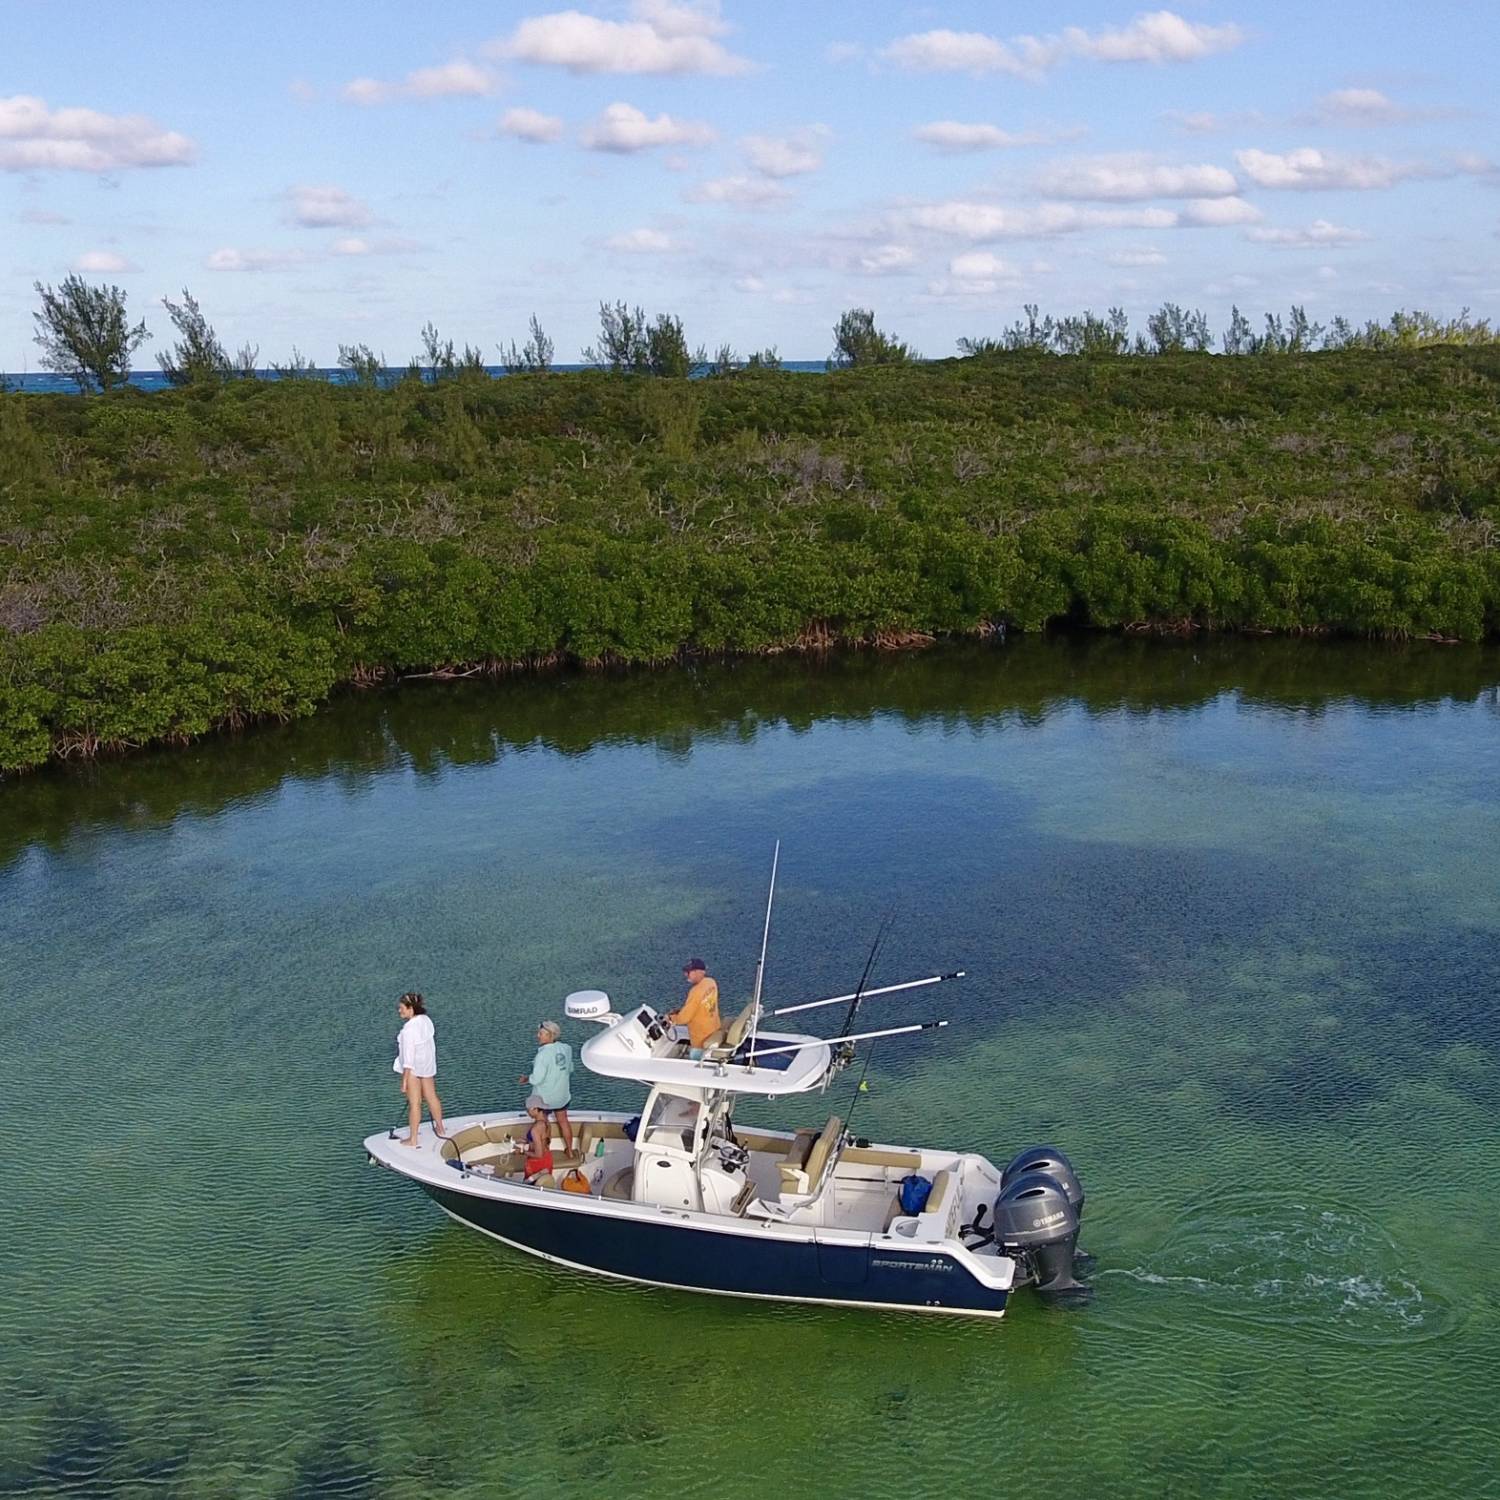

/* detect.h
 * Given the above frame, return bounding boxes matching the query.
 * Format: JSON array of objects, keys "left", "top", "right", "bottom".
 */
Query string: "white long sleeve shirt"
[{"left": 393, "top": 1014, "right": 437, "bottom": 1078}]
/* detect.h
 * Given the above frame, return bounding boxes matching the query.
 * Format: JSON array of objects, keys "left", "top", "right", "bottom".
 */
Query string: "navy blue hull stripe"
[{"left": 421, "top": 1182, "right": 1010, "bottom": 1316}]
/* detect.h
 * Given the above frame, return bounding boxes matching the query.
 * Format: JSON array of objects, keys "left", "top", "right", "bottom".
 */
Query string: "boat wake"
[{"left": 1094, "top": 1191, "right": 1460, "bottom": 1345}]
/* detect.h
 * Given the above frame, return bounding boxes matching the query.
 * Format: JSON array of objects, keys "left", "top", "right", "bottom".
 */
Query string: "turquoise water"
[{"left": 2, "top": 637, "right": 1497, "bottom": 1498}]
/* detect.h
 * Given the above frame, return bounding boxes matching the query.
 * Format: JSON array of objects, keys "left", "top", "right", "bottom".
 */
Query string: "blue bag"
[{"left": 899, "top": 1173, "right": 932, "bottom": 1215}]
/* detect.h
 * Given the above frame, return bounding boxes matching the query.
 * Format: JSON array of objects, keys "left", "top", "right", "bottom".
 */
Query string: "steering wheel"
[{"left": 716, "top": 1141, "right": 750, "bottom": 1174}]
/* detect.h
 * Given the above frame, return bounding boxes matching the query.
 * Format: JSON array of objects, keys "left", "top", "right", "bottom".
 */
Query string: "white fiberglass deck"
[{"left": 366, "top": 1109, "right": 1010, "bottom": 1257}]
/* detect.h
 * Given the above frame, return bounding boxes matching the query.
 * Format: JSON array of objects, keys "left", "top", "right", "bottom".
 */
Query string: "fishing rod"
[
  {"left": 771, "top": 971, "right": 966, "bottom": 1017},
  {"left": 838, "top": 967, "right": 966, "bottom": 1137},
  {"left": 837, "top": 911, "right": 893, "bottom": 1040},
  {"left": 744, "top": 840, "right": 780, "bottom": 1067},
  {"left": 744, "top": 1018, "right": 949, "bottom": 1059}
]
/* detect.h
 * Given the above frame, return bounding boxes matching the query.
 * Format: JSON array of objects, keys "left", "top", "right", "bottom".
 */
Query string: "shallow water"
[{"left": 2, "top": 636, "right": 1497, "bottom": 1498}]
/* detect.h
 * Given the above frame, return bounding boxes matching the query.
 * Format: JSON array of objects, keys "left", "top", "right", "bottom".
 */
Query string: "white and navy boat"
[{"left": 365, "top": 853, "right": 1086, "bottom": 1320}]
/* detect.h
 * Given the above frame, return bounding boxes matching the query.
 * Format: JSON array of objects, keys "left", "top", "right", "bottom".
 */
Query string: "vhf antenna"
[{"left": 745, "top": 840, "right": 780, "bottom": 1066}]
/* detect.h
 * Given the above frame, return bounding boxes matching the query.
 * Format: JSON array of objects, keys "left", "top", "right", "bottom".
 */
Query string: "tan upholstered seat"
[
  {"left": 439, "top": 1125, "right": 492, "bottom": 1160},
  {"left": 723, "top": 1002, "right": 757, "bottom": 1050},
  {"left": 776, "top": 1128, "right": 818, "bottom": 1193},
  {"left": 801, "top": 1115, "right": 844, "bottom": 1190},
  {"left": 779, "top": 1129, "right": 817, "bottom": 1170},
  {"left": 699, "top": 1027, "right": 728, "bottom": 1052},
  {"left": 576, "top": 1122, "right": 629, "bottom": 1160},
  {"left": 840, "top": 1146, "right": 923, "bottom": 1171},
  {"left": 921, "top": 1169, "right": 953, "bottom": 1215}
]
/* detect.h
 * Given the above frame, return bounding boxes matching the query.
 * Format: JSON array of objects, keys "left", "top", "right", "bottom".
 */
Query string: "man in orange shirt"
[{"left": 669, "top": 958, "right": 720, "bottom": 1057}]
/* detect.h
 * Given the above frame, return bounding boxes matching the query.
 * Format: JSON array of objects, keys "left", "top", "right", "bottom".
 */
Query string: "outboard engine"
[
  {"left": 992, "top": 1171, "right": 1082, "bottom": 1293},
  {"left": 1001, "top": 1145, "right": 1085, "bottom": 1221}
]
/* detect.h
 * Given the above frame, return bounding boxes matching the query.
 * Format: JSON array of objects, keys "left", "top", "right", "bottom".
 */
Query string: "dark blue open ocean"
[{"left": 1, "top": 362, "right": 829, "bottom": 394}]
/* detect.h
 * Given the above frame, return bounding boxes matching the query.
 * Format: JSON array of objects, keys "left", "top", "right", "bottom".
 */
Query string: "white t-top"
[{"left": 393, "top": 1014, "right": 437, "bottom": 1078}]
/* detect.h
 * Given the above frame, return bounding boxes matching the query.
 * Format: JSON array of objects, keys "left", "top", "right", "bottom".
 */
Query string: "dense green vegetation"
[{"left": 2, "top": 348, "right": 1499, "bottom": 772}]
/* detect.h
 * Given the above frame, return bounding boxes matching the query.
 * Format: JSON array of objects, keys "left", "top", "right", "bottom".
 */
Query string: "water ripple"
[{"left": 1094, "top": 1190, "right": 1461, "bottom": 1345}]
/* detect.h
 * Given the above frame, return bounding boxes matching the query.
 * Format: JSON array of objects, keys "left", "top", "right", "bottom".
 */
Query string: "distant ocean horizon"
[{"left": 1, "top": 361, "right": 831, "bottom": 394}]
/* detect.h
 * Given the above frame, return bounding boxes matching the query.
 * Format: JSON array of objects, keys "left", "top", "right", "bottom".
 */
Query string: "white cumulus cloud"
[
  {"left": 1043, "top": 155, "right": 1238, "bottom": 200},
  {"left": 604, "top": 226, "right": 678, "bottom": 253},
  {"left": 899, "top": 200, "right": 1179, "bottom": 241},
  {"left": 855, "top": 244, "right": 917, "bottom": 274},
  {"left": 1173, "top": 111, "right": 1225, "bottom": 135},
  {"left": 1246, "top": 219, "right": 1369, "bottom": 247},
  {"left": 1069, "top": 10, "right": 1244, "bottom": 64},
  {"left": 742, "top": 127, "right": 826, "bottom": 178},
  {"left": 1178, "top": 196, "right": 1261, "bottom": 225},
  {"left": 1167, "top": 108, "right": 1266, "bottom": 136},
  {"left": 0, "top": 94, "right": 194, "bottom": 172},
  {"left": 884, "top": 30, "right": 1030, "bottom": 77},
  {"left": 582, "top": 102, "right": 715, "bottom": 152},
  {"left": 950, "top": 251, "right": 1022, "bottom": 279},
  {"left": 206, "top": 247, "right": 309, "bottom": 273},
  {"left": 1315, "top": 88, "right": 1412, "bottom": 126},
  {"left": 1236, "top": 147, "right": 1429, "bottom": 191},
  {"left": 341, "top": 59, "right": 494, "bottom": 105},
  {"left": 286, "top": 184, "right": 373, "bottom": 228},
  {"left": 71, "top": 250, "right": 137, "bottom": 274},
  {"left": 494, "top": 1, "right": 751, "bottom": 76},
  {"left": 882, "top": 11, "right": 1244, "bottom": 77},
  {"left": 330, "top": 236, "right": 423, "bottom": 256},
  {"left": 500, "top": 107, "right": 565, "bottom": 143},
  {"left": 685, "top": 174, "right": 792, "bottom": 207},
  {"left": 913, "top": 121, "right": 1061, "bottom": 152}
]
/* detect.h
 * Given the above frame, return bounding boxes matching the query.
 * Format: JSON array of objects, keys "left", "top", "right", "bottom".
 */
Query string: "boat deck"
[{"left": 419, "top": 1110, "right": 1001, "bottom": 1242}]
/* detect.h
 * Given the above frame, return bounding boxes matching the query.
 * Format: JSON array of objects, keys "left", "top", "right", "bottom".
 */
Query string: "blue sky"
[{"left": 3, "top": 1, "right": 1496, "bottom": 369}]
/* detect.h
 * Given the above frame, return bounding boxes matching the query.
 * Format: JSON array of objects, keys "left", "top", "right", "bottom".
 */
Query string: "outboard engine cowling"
[
  {"left": 1001, "top": 1145, "right": 1084, "bottom": 1221},
  {"left": 992, "top": 1171, "right": 1082, "bottom": 1293}
]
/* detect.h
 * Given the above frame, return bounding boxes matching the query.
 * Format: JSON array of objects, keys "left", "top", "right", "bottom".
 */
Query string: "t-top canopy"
[{"left": 580, "top": 1005, "right": 833, "bottom": 1096}]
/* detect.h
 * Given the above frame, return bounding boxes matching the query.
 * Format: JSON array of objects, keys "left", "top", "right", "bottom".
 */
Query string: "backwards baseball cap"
[{"left": 682, "top": 957, "right": 707, "bottom": 972}]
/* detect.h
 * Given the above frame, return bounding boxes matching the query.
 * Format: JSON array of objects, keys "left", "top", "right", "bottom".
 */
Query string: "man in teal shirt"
[{"left": 520, "top": 1019, "right": 574, "bottom": 1160}]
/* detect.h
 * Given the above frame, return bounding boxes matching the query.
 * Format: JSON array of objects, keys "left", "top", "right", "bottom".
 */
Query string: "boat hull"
[{"left": 420, "top": 1179, "right": 1010, "bottom": 1319}]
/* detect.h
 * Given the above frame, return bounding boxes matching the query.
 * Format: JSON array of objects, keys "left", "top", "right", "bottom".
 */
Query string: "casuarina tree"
[
  {"left": 32, "top": 276, "right": 151, "bottom": 392},
  {"left": 828, "top": 307, "right": 913, "bottom": 368},
  {"left": 158, "top": 288, "right": 230, "bottom": 385},
  {"left": 502, "top": 314, "right": 555, "bottom": 374}
]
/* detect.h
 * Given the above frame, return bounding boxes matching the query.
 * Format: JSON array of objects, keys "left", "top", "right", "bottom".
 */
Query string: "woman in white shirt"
[{"left": 393, "top": 992, "right": 445, "bottom": 1148}]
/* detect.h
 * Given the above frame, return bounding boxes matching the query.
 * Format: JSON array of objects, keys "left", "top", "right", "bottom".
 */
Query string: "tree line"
[
  {"left": 4, "top": 334, "right": 1498, "bottom": 772},
  {"left": 19, "top": 274, "right": 1500, "bottom": 394}
]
